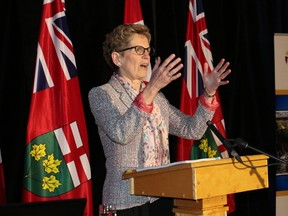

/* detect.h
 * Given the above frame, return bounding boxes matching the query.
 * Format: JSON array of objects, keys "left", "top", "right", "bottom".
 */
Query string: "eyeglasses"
[{"left": 117, "top": 45, "right": 155, "bottom": 56}]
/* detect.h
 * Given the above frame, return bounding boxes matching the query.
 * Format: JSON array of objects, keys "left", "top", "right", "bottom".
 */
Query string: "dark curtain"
[{"left": 1, "top": 0, "right": 288, "bottom": 215}]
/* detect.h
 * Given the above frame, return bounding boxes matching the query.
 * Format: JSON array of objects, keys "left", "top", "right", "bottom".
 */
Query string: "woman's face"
[{"left": 116, "top": 34, "right": 151, "bottom": 83}]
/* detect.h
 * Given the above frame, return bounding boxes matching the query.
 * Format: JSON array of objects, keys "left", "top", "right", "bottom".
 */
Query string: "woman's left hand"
[{"left": 203, "top": 58, "right": 231, "bottom": 95}]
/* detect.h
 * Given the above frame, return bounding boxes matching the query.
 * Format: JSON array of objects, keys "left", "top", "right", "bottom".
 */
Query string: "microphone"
[
  {"left": 234, "top": 137, "right": 288, "bottom": 164},
  {"left": 234, "top": 138, "right": 248, "bottom": 148},
  {"left": 206, "top": 120, "right": 242, "bottom": 163}
]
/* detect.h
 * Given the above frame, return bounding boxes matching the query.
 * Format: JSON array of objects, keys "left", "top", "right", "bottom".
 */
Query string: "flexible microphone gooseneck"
[{"left": 206, "top": 120, "right": 242, "bottom": 163}]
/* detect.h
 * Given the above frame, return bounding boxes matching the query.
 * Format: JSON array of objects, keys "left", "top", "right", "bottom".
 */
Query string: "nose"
[{"left": 142, "top": 51, "right": 150, "bottom": 59}]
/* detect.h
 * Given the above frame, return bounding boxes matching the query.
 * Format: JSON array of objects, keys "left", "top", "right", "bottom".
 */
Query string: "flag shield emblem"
[
  {"left": 23, "top": 129, "right": 74, "bottom": 197},
  {"left": 190, "top": 128, "right": 221, "bottom": 159}
]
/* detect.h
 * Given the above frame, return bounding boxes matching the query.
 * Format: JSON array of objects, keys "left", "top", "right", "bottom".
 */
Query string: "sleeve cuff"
[
  {"left": 199, "top": 94, "right": 219, "bottom": 111},
  {"left": 133, "top": 92, "right": 153, "bottom": 113}
]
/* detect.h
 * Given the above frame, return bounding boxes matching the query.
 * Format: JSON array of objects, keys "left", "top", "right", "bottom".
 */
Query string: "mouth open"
[{"left": 140, "top": 63, "right": 149, "bottom": 69}]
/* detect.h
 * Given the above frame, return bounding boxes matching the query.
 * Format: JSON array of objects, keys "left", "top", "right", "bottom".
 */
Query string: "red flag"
[
  {"left": 124, "top": 0, "right": 144, "bottom": 24},
  {"left": 22, "top": 0, "right": 93, "bottom": 215},
  {"left": 177, "top": 0, "right": 235, "bottom": 213},
  {"left": 0, "top": 148, "right": 6, "bottom": 204},
  {"left": 124, "top": 0, "right": 152, "bottom": 81}
]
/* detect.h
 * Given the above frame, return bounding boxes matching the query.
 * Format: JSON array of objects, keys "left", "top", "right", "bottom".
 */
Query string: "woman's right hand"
[{"left": 142, "top": 54, "right": 183, "bottom": 104}]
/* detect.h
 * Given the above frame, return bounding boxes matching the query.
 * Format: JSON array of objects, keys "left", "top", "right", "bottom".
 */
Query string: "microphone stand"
[{"left": 234, "top": 138, "right": 288, "bottom": 164}]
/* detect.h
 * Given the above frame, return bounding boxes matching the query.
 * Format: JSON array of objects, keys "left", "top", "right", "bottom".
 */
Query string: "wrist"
[{"left": 204, "top": 88, "right": 216, "bottom": 98}]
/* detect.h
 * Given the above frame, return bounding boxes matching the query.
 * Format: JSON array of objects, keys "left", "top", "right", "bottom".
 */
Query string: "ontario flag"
[
  {"left": 124, "top": 0, "right": 152, "bottom": 81},
  {"left": 22, "top": 0, "right": 93, "bottom": 215},
  {"left": 177, "top": 0, "right": 235, "bottom": 213},
  {"left": 0, "top": 147, "right": 6, "bottom": 204}
]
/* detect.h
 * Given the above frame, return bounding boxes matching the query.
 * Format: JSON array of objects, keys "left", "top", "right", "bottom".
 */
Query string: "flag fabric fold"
[
  {"left": 177, "top": 0, "right": 235, "bottom": 213},
  {"left": 124, "top": 0, "right": 152, "bottom": 81},
  {"left": 124, "top": 0, "right": 144, "bottom": 25},
  {"left": 22, "top": 0, "right": 93, "bottom": 215}
]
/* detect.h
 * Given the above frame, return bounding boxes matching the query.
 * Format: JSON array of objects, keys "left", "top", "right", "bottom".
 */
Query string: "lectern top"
[{"left": 123, "top": 154, "right": 269, "bottom": 180}]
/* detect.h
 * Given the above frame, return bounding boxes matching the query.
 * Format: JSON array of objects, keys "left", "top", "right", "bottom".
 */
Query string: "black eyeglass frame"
[{"left": 117, "top": 45, "right": 155, "bottom": 56}]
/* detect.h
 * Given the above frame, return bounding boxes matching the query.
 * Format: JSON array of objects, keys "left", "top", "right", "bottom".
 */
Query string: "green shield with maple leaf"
[
  {"left": 191, "top": 128, "right": 222, "bottom": 159},
  {"left": 23, "top": 130, "right": 74, "bottom": 197}
]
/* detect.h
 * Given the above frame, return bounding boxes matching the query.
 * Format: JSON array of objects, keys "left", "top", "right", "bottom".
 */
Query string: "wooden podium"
[{"left": 122, "top": 154, "right": 269, "bottom": 216}]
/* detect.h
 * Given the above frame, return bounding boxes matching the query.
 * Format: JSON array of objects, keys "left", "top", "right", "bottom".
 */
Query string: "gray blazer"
[{"left": 88, "top": 75, "right": 216, "bottom": 210}]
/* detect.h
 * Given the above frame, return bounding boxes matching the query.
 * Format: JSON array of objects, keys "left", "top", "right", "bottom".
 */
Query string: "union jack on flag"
[
  {"left": 32, "top": 5, "right": 78, "bottom": 93},
  {"left": 22, "top": 0, "right": 93, "bottom": 215}
]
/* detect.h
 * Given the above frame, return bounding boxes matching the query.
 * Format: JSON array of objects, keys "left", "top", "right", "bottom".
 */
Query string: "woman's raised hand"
[
  {"left": 142, "top": 54, "right": 183, "bottom": 104},
  {"left": 202, "top": 58, "right": 231, "bottom": 95},
  {"left": 149, "top": 54, "right": 183, "bottom": 91}
]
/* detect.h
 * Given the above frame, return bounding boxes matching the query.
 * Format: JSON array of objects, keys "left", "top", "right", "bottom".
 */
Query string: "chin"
[{"left": 140, "top": 71, "right": 148, "bottom": 78}]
